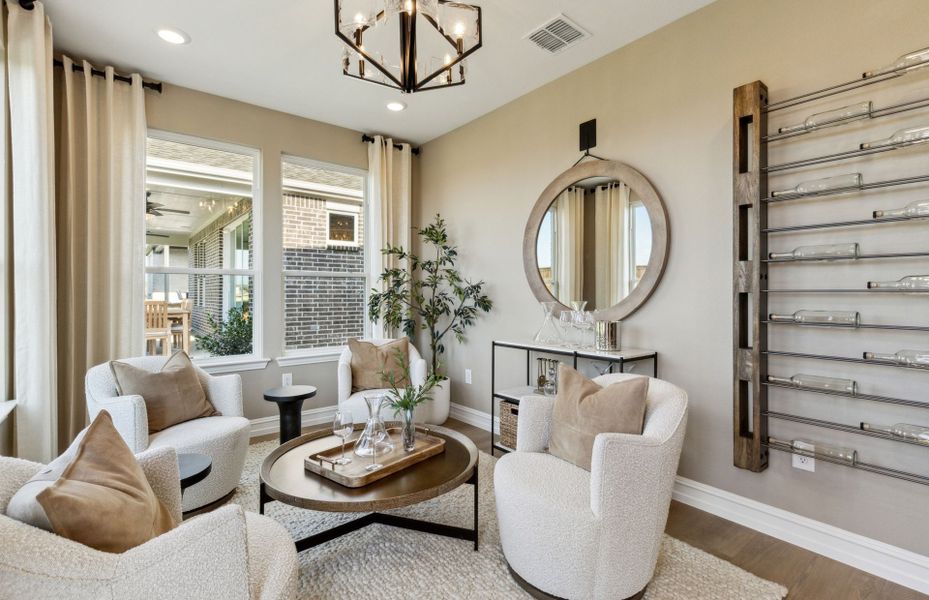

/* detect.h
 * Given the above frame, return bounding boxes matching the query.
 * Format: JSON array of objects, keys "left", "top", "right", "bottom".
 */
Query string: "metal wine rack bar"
[{"left": 732, "top": 47, "right": 929, "bottom": 485}]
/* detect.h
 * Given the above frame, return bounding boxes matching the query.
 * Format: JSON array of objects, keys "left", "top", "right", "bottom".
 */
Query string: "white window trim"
[
  {"left": 146, "top": 129, "right": 264, "bottom": 363},
  {"left": 326, "top": 208, "right": 359, "bottom": 248},
  {"left": 280, "top": 154, "right": 370, "bottom": 355}
]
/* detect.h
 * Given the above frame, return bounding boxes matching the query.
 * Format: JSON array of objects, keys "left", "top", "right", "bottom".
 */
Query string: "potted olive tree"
[{"left": 368, "top": 214, "right": 493, "bottom": 414}]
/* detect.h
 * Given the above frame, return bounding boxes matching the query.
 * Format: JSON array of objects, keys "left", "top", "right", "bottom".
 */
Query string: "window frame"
[
  {"left": 279, "top": 154, "right": 368, "bottom": 364},
  {"left": 144, "top": 129, "right": 266, "bottom": 371}
]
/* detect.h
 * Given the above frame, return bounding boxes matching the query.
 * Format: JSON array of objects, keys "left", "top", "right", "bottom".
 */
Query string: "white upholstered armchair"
[
  {"left": 85, "top": 356, "right": 250, "bottom": 512},
  {"left": 338, "top": 339, "right": 448, "bottom": 424},
  {"left": 494, "top": 373, "right": 688, "bottom": 600},
  {"left": 0, "top": 447, "right": 297, "bottom": 600}
]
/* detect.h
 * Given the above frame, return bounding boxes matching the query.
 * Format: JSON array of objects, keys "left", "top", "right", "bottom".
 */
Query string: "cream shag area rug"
[{"left": 232, "top": 441, "right": 787, "bottom": 600}]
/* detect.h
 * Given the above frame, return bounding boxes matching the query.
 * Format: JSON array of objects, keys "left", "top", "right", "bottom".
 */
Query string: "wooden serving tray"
[{"left": 304, "top": 427, "right": 446, "bottom": 488}]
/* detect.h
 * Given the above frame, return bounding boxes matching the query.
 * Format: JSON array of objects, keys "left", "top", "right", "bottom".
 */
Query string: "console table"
[{"left": 490, "top": 340, "right": 658, "bottom": 456}]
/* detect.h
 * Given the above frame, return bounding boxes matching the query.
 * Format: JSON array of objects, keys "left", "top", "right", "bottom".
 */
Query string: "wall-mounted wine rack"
[{"left": 733, "top": 45, "right": 929, "bottom": 485}]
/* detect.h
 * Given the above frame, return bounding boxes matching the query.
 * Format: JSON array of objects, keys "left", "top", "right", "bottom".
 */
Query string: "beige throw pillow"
[
  {"left": 548, "top": 364, "right": 649, "bottom": 471},
  {"left": 15, "top": 411, "right": 177, "bottom": 553},
  {"left": 348, "top": 338, "right": 410, "bottom": 392},
  {"left": 110, "top": 351, "right": 218, "bottom": 433}
]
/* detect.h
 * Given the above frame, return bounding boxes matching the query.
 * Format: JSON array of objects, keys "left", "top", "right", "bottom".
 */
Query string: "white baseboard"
[
  {"left": 249, "top": 405, "right": 338, "bottom": 439},
  {"left": 673, "top": 476, "right": 929, "bottom": 594},
  {"left": 444, "top": 402, "right": 929, "bottom": 594},
  {"left": 449, "top": 402, "right": 499, "bottom": 434}
]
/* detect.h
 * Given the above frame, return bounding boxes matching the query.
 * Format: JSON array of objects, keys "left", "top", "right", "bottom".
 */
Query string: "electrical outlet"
[
  {"left": 282, "top": 372, "right": 293, "bottom": 387},
  {"left": 465, "top": 369, "right": 472, "bottom": 384},
  {"left": 792, "top": 440, "right": 815, "bottom": 472}
]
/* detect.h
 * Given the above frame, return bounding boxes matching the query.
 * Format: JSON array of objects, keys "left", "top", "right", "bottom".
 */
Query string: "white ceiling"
[{"left": 42, "top": 0, "right": 714, "bottom": 144}]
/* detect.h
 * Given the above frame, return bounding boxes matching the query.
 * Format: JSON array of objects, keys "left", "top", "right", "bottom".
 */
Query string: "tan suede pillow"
[
  {"left": 548, "top": 364, "right": 649, "bottom": 471},
  {"left": 36, "top": 411, "right": 177, "bottom": 553},
  {"left": 110, "top": 351, "right": 218, "bottom": 433},
  {"left": 348, "top": 338, "right": 410, "bottom": 392}
]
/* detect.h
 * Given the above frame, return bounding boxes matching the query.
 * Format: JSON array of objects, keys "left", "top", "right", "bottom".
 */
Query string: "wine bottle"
[
  {"left": 863, "top": 46, "right": 929, "bottom": 78},
  {"left": 861, "top": 422, "right": 929, "bottom": 444},
  {"left": 767, "top": 374, "right": 858, "bottom": 394},
  {"left": 778, "top": 101, "right": 872, "bottom": 134},
  {"left": 873, "top": 200, "right": 929, "bottom": 219},
  {"left": 863, "top": 349, "right": 929, "bottom": 367},
  {"left": 768, "top": 310, "right": 860, "bottom": 326},
  {"left": 791, "top": 439, "right": 857, "bottom": 465},
  {"left": 860, "top": 124, "right": 929, "bottom": 150},
  {"left": 867, "top": 275, "right": 929, "bottom": 290},
  {"left": 769, "top": 242, "right": 859, "bottom": 261},
  {"left": 770, "top": 173, "right": 862, "bottom": 197}
]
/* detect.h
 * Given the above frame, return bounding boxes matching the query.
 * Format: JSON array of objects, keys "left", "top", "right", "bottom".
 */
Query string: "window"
[
  {"left": 144, "top": 132, "right": 260, "bottom": 361},
  {"left": 628, "top": 201, "right": 652, "bottom": 290},
  {"left": 281, "top": 155, "right": 366, "bottom": 353}
]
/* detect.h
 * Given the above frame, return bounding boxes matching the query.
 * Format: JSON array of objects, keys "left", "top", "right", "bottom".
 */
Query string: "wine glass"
[
  {"left": 366, "top": 428, "right": 388, "bottom": 472},
  {"left": 332, "top": 409, "right": 353, "bottom": 466}
]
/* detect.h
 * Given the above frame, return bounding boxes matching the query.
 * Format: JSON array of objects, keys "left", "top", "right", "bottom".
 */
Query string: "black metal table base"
[{"left": 259, "top": 471, "right": 479, "bottom": 552}]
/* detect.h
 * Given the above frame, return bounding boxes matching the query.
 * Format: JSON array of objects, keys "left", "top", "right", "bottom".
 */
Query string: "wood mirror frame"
[{"left": 522, "top": 160, "right": 670, "bottom": 320}]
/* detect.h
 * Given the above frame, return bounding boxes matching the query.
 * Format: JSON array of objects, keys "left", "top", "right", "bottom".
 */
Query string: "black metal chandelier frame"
[{"left": 334, "top": 0, "right": 483, "bottom": 93}]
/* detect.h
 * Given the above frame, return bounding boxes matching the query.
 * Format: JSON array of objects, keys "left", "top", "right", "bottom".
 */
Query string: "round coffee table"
[
  {"left": 263, "top": 385, "right": 317, "bottom": 444},
  {"left": 178, "top": 453, "right": 212, "bottom": 494},
  {"left": 259, "top": 423, "right": 479, "bottom": 552}
]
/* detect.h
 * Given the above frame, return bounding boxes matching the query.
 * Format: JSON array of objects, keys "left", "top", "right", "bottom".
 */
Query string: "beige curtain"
[
  {"left": 594, "top": 182, "right": 630, "bottom": 308},
  {"left": 554, "top": 187, "right": 584, "bottom": 304},
  {"left": 367, "top": 135, "right": 411, "bottom": 339},
  {"left": 56, "top": 56, "right": 146, "bottom": 448},
  {"left": 3, "top": 0, "right": 57, "bottom": 461}
]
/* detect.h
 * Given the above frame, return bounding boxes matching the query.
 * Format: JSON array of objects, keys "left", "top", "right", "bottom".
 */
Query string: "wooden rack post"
[{"left": 732, "top": 81, "right": 768, "bottom": 471}]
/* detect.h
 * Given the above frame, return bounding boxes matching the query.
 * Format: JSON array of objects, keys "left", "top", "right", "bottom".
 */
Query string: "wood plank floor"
[{"left": 253, "top": 418, "right": 926, "bottom": 600}]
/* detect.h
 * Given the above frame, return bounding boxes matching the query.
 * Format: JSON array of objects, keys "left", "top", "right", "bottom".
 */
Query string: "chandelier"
[{"left": 334, "top": 0, "right": 482, "bottom": 93}]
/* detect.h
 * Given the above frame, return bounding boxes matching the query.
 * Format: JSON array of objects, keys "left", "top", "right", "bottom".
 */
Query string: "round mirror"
[{"left": 523, "top": 160, "right": 669, "bottom": 320}]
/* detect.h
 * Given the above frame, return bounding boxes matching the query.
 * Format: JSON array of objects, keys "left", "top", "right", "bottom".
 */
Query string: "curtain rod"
[
  {"left": 362, "top": 134, "right": 420, "bottom": 156},
  {"left": 53, "top": 58, "right": 163, "bottom": 93}
]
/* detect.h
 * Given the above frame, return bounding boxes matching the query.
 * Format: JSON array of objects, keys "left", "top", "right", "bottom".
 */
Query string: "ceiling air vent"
[{"left": 525, "top": 15, "right": 589, "bottom": 54}]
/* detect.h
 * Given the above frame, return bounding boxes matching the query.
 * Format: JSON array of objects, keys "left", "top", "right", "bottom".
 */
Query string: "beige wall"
[
  {"left": 146, "top": 85, "right": 368, "bottom": 421},
  {"left": 416, "top": 0, "right": 929, "bottom": 554}
]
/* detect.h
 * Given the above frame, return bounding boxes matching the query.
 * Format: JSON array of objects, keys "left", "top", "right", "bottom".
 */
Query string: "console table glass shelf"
[{"left": 490, "top": 340, "right": 658, "bottom": 456}]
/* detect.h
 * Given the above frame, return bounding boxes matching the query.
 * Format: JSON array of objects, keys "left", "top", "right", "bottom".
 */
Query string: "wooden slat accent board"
[{"left": 732, "top": 81, "right": 769, "bottom": 472}]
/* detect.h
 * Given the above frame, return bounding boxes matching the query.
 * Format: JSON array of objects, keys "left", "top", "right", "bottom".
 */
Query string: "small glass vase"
[
  {"left": 401, "top": 408, "right": 416, "bottom": 452},
  {"left": 354, "top": 394, "right": 395, "bottom": 457}
]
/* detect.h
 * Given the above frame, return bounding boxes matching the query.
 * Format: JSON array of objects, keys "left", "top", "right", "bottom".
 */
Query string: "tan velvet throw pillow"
[
  {"left": 110, "top": 351, "right": 218, "bottom": 433},
  {"left": 348, "top": 338, "right": 410, "bottom": 392},
  {"left": 548, "top": 364, "right": 649, "bottom": 471},
  {"left": 36, "top": 411, "right": 177, "bottom": 553}
]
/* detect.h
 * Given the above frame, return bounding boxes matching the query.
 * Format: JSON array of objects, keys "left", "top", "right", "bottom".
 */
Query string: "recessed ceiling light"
[
  {"left": 386, "top": 101, "right": 407, "bottom": 112},
  {"left": 157, "top": 28, "right": 190, "bottom": 45}
]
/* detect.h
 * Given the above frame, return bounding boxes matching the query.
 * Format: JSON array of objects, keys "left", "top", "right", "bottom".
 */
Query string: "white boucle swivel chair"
[
  {"left": 338, "top": 339, "right": 448, "bottom": 424},
  {"left": 494, "top": 373, "right": 688, "bottom": 600},
  {"left": 0, "top": 447, "right": 298, "bottom": 600},
  {"left": 85, "top": 356, "right": 250, "bottom": 512}
]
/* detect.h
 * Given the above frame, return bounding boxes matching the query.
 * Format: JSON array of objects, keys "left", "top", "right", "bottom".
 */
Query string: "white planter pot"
[{"left": 414, "top": 377, "right": 450, "bottom": 424}]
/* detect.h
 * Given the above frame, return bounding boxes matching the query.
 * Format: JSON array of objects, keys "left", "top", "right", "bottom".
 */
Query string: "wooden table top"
[{"left": 260, "top": 423, "right": 478, "bottom": 512}]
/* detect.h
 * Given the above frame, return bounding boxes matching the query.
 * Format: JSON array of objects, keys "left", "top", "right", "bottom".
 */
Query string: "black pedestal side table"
[
  {"left": 263, "top": 385, "right": 318, "bottom": 444},
  {"left": 178, "top": 453, "right": 212, "bottom": 495}
]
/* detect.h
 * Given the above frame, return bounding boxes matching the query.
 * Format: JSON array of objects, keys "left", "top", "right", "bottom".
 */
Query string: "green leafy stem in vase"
[
  {"left": 368, "top": 214, "right": 493, "bottom": 380},
  {"left": 381, "top": 349, "right": 438, "bottom": 418}
]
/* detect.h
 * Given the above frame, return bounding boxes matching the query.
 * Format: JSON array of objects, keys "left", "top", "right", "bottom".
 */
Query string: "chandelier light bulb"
[
  {"left": 453, "top": 21, "right": 466, "bottom": 38},
  {"left": 405, "top": 0, "right": 414, "bottom": 14},
  {"left": 354, "top": 12, "right": 365, "bottom": 27},
  {"left": 444, "top": 53, "right": 452, "bottom": 66}
]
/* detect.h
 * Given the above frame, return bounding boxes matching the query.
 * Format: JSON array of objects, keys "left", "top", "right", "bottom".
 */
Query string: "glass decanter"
[
  {"left": 533, "top": 301, "right": 562, "bottom": 345},
  {"left": 867, "top": 275, "right": 929, "bottom": 291},
  {"left": 354, "top": 393, "right": 395, "bottom": 457},
  {"left": 768, "top": 310, "right": 860, "bottom": 326},
  {"left": 778, "top": 101, "right": 871, "bottom": 134},
  {"left": 873, "top": 200, "right": 929, "bottom": 219}
]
